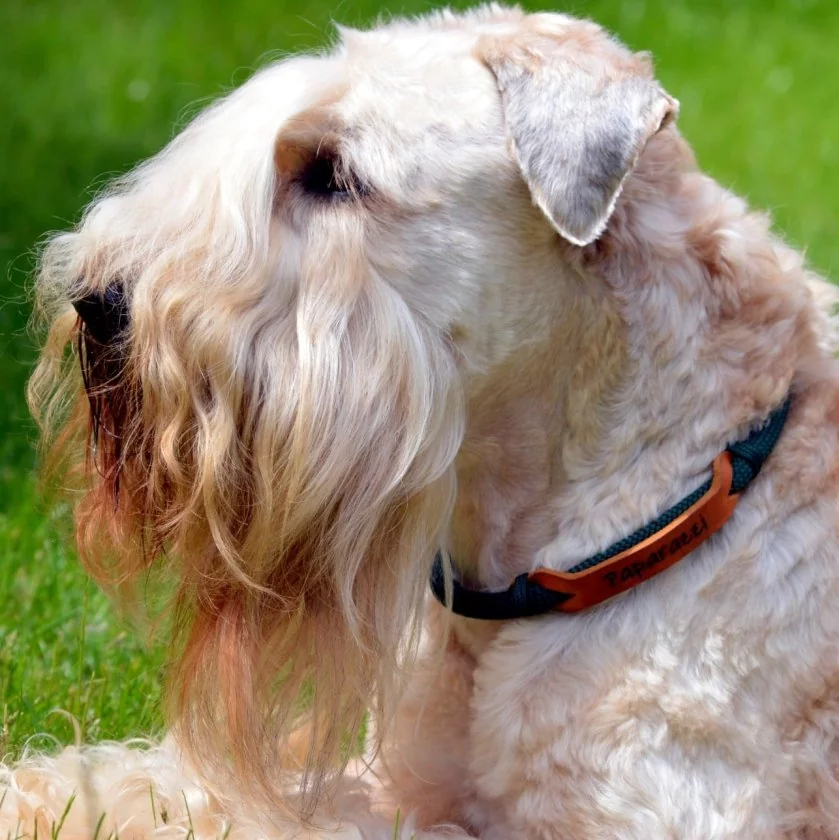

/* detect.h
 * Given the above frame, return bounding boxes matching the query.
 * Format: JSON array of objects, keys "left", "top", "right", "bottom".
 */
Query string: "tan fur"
[{"left": 5, "top": 5, "right": 839, "bottom": 838}]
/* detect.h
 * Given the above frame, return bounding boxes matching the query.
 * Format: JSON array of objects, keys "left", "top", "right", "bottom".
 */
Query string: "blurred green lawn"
[{"left": 1, "top": 0, "right": 837, "bottom": 757}]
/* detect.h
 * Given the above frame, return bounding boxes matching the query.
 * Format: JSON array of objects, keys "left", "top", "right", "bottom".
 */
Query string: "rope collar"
[{"left": 431, "top": 398, "right": 792, "bottom": 620}]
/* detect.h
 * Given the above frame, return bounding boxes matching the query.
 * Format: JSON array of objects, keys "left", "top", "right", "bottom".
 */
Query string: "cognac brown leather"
[{"left": 529, "top": 452, "right": 739, "bottom": 613}]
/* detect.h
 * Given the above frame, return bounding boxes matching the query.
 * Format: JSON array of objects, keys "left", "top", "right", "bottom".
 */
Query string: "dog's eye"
[{"left": 299, "top": 155, "right": 363, "bottom": 200}]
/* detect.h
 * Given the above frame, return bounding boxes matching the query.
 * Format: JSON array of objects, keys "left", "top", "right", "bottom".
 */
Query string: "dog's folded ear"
[{"left": 479, "top": 23, "right": 679, "bottom": 246}]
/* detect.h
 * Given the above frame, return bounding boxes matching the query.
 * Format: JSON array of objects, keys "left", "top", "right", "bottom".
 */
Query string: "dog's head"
[{"left": 29, "top": 5, "right": 678, "bottom": 813}]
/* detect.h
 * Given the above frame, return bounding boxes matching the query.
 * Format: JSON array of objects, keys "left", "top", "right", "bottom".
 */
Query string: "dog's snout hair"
[
  {"left": 17, "top": 4, "right": 839, "bottom": 837},
  {"left": 28, "top": 24, "right": 477, "bottom": 812}
]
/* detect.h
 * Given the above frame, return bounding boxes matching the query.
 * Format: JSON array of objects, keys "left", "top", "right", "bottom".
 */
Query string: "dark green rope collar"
[{"left": 430, "top": 397, "right": 792, "bottom": 620}]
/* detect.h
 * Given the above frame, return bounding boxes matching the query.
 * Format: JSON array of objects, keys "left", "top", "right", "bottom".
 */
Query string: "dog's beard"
[{"left": 29, "top": 192, "right": 464, "bottom": 818}]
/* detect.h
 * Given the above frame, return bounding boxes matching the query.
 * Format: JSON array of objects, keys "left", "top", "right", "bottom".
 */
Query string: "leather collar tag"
[{"left": 528, "top": 452, "right": 738, "bottom": 612}]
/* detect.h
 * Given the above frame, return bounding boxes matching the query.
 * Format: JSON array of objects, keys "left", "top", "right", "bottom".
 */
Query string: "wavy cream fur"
[{"left": 5, "top": 5, "right": 839, "bottom": 839}]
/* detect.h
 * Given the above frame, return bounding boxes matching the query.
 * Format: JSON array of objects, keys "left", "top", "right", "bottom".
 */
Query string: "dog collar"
[{"left": 430, "top": 398, "right": 791, "bottom": 620}]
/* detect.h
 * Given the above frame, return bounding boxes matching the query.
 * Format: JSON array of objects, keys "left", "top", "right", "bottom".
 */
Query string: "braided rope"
[{"left": 430, "top": 398, "right": 792, "bottom": 620}]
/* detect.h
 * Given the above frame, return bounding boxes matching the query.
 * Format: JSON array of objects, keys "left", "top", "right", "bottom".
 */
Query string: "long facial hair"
[{"left": 27, "top": 90, "right": 465, "bottom": 816}]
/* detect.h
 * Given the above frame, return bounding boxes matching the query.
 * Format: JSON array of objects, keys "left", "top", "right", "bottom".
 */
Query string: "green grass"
[{"left": 1, "top": 0, "right": 837, "bottom": 758}]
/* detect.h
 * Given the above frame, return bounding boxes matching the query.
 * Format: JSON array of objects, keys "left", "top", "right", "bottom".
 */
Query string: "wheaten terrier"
[{"left": 4, "top": 5, "right": 839, "bottom": 839}]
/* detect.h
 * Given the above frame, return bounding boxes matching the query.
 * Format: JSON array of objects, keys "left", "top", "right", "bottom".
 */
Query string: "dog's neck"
[{"left": 449, "top": 130, "right": 822, "bottom": 590}]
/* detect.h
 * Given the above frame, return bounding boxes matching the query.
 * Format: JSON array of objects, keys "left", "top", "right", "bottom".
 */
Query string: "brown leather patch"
[{"left": 529, "top": 452, "right": 739, "bottom": 612}]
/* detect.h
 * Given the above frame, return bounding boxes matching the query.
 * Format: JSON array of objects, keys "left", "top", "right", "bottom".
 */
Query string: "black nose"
[{"left": 72, "top": 283, "right": 130, "bottom": 345}]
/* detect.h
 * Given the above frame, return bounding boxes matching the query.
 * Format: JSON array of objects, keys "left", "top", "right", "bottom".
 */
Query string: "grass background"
[{"left": 1, "top": 0, "right": 837, "bottom": 757}]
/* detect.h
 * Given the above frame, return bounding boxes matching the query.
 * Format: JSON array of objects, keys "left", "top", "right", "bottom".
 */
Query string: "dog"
[{"left": 4, "top": 5, "right": 839, "bottom": 838}]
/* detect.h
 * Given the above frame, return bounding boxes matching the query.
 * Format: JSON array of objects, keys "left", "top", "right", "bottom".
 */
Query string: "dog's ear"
[{"left": 479, "top": 25, "right": 679, "bottom": 246}]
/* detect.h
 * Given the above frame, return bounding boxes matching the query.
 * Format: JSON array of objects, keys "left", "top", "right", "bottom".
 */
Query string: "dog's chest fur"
[{"left": 400, "top": 387, "right": 839, "bottom": 839}]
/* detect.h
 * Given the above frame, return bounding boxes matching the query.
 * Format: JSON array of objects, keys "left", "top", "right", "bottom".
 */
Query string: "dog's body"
[{"left": 4, "top": 6, "right": 839, "bottom": 839}]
